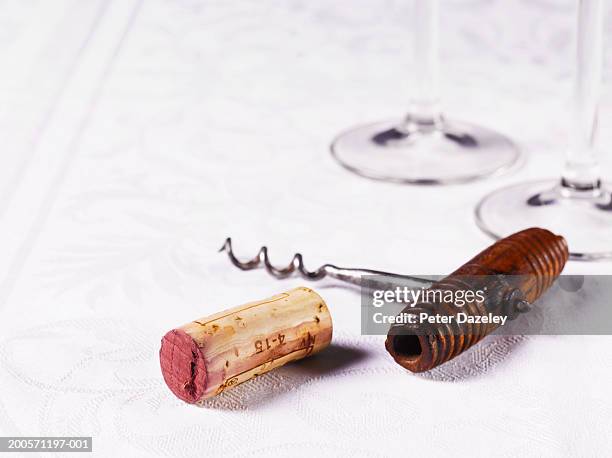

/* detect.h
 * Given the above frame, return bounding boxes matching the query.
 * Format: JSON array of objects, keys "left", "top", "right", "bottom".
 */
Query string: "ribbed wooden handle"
[
  {"left": 385, "top": 228, "right": 568, "bottom": 372},
  {"left": 160, "top": 287, "right": 332, "bottom": 403}
]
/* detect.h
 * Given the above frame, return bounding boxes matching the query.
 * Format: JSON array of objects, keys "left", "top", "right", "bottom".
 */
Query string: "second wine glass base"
[
  {"left": 330, "top": 119, "right": 521, "bottom": 185},
  {"left": 475, "top": 179, "right": 612, "bottom": 260}
]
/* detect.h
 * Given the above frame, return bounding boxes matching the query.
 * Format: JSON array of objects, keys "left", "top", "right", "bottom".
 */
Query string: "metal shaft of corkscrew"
[{"left": 219, "top": 238, "right": 434, "bottom": 290}]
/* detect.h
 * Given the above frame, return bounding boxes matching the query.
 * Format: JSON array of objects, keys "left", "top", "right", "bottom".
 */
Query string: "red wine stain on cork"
[{"left": 159, "top": 329, "right": 207, "bottom": 404}]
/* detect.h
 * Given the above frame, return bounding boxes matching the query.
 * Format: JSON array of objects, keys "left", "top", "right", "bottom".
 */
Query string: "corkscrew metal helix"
[{"left": 219, "top": 237, "right": 433, "bottom": 289}]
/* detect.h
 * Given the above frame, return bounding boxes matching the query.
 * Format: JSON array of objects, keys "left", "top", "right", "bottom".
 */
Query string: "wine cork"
[{"left": 159, "top": 287, "right": 332, "bottom": 404}]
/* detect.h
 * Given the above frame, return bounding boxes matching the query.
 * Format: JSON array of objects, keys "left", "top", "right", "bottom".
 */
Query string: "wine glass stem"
[
  {"left": 405, "top": 0, "right": 441, "bottom": 130},
  {"left": 562, "top": 0, "right": 603, "bottom": 191}
]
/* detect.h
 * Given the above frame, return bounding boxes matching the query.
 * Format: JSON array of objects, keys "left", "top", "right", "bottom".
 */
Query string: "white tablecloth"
[{"left": 0, "top": 0, "right": 611, "bottom": 456}]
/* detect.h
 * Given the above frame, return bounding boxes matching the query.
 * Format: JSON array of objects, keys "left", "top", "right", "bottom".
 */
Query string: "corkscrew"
[
  {"left": 219, "top": 237, "right": 433, "bottom": 289},
  {"left": 220, "top": 229, "right": 569, "bottom": 373}
]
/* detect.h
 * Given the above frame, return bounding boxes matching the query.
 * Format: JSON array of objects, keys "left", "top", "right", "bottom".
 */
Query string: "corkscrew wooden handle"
[{"left": 385, "top": 228, "right": 569, "bottom": 372}]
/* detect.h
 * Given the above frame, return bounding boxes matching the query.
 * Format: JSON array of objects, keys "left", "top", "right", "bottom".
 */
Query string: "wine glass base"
[
  {"left": 475, "top": 179, "right": 612, "bottom": 261},
  {"left": 330, "top": 119, "right": 521, "bottom": 184}
]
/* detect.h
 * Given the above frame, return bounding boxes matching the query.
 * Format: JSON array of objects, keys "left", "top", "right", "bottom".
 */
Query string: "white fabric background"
[{"left": 0, "top": 0, "right": 611, "bottom": 456}]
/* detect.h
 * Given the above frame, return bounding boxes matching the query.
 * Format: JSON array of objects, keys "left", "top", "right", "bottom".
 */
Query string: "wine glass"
[
  {"left": 330, "top": 0, "right": 520, "bottom": 185},
  {"left": 476, "top": 0, "right": 612, "bottom": 260}
]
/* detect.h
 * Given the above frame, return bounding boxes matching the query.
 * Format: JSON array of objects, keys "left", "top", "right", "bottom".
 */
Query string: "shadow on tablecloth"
[{"left": 199, "top": 342, "right": 369, "bottom": 411}]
